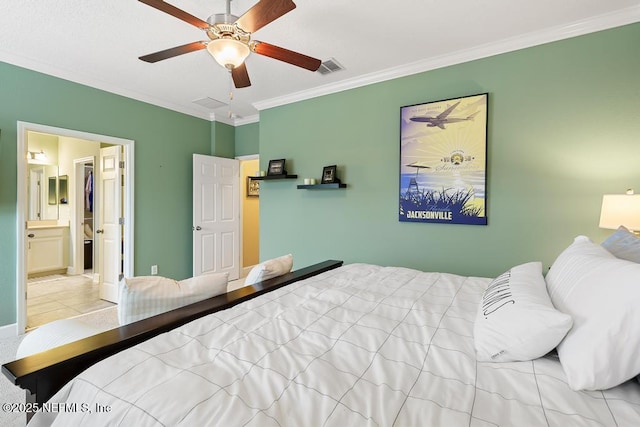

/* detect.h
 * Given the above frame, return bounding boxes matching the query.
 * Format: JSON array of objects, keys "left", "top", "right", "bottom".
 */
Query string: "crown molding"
[
  {"left": 212, "top": 113, "right": 234, "bottom": 126},
  {"left": 233, "top": 114, "right": 260, "bottom": 126},
  {"left": 254, "top": 6, "right": 640, "bottom": 111},
  {"left": 211, "top": 113, "right": 259, "bottom": 126}
]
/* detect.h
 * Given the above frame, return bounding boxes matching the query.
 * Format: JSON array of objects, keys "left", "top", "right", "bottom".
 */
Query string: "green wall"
[
  {"left": 235, "top": 122, "right": 260, "bottom": 157},
  {"left": 212, "top": 121, "right": 235, "bottom": 158},
  {"left": 258, "top": 23, "right": 640, "bottom": 277},
  {"left": 0, "top": 62, "right": 213, "bottom": 327}
]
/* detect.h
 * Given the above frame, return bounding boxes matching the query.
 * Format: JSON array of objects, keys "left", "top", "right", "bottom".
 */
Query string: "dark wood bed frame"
[{"left": 2, "top": 260, "right": 343, "bottom": 414}]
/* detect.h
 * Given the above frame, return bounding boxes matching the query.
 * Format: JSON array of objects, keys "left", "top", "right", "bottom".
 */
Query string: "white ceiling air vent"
[
  {"left": 192, "top": 97, "right": 228, "bottom": 109},
  {"left": 317, "top": 58, "right": 344, "bottom": 75}
]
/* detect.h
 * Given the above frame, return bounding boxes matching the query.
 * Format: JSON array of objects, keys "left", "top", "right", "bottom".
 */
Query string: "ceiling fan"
[{"left": 138, "top": 0, "right": 322, "bottom": 88}]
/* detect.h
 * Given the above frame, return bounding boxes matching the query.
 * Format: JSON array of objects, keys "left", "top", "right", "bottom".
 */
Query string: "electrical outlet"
[{"left": 151, "top": 265, "right": 158, "bottom": 275}]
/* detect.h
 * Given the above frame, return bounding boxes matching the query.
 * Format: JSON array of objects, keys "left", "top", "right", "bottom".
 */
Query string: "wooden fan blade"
[
  {"left": 138, "top": 0, "right": 209, "bottom": 29},
  {"left": 139, "top": 41, "right": 207, "bottom": 63},
  {"left": 253, "top": 41, "right": 321, "bottom": 71},
  {"left": 231, "top": 63, "right": 251, "bottom": 88},
  {"left": 235, "top": 0, "right": 296, "bottom": 33}
]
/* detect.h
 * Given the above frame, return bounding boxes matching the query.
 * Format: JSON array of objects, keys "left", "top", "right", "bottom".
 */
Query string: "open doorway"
[
  {"left": 17, "top": 122, "right": 134, "bottom": 333},
  {"left": 238, "top": 155, "right": 260, "bottom": 279}
]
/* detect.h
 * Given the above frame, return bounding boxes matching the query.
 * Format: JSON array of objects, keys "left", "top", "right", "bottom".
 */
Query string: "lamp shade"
[
  {"left": 599, "top": 194, "right": 640, "bottom": 231},
  {"left": 206, "top": 39, "right": 250, "bottom": 69}
]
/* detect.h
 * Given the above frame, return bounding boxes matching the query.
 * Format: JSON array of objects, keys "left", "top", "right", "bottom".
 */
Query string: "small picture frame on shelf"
[
  {"left": 267, "top": 159, "right": 286, "bottom": 176},
  {"left": 321, "top": 165, "right": 339, "bottom": 184},
  {"left": 247, "top": 176, "right": 259, "bottom": 197}
]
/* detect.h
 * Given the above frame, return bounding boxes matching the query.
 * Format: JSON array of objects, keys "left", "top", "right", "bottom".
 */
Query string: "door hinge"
[
  {"left": 119, "top": 217, "right": 125, "bottom": 225},
  {"left": 119, "top": 160, "right": 125, "bottom": 169}
]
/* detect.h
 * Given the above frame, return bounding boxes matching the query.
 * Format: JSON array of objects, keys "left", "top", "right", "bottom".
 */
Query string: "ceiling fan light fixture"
[{"left": 207, "top": 38, "right": 250, "bottom": 69}]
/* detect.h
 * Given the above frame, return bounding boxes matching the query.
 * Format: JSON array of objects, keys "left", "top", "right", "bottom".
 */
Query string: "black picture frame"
[
  {"left": 247, "top": 176, "right": 259, "bottom": 197},
  {"left": 267, "top": 159, "right": 286, "bottom": 176},
  {"left": 321, "top": 165, "right": 338, "bottom": 184},
  {"left": 399, "top": 93, "right": 488, "bottom": 225}
]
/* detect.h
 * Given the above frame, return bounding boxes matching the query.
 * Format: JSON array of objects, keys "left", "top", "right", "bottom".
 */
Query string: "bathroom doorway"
[{"left": 17, "top": 122, "right": 134, "bottom": 333}]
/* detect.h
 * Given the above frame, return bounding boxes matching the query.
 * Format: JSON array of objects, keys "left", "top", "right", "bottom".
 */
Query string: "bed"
[{"left": 15, "top": 254, "right": 640, "bottom": 426}]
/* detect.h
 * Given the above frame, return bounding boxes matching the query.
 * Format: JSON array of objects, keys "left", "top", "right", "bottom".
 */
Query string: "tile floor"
[{"left": 26, "top": 274, "right": 115, "bottom": 330}]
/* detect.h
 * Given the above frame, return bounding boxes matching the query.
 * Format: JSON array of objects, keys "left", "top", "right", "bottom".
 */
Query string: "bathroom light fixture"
[{"left": 28, "top": 150, "right": 47, "bottom": 161}]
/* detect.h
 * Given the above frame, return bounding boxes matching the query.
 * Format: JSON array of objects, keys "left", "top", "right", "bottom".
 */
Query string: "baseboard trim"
[{"left": 0, "top": 322, "right": 19, "bottom": 339}]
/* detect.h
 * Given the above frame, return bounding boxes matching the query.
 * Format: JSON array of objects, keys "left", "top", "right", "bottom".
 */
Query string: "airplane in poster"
[{"left": 409, "top": 101, "right": 479, "bottom": 129}]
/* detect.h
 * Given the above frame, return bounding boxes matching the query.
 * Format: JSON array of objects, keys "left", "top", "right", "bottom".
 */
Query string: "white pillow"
[
  {"left": 473, "top": 262, "right": 572, "bottom": 362},
  {"left": 546, "top": 236, "right": 640, "bottom": 390},
  {"left": 118, "top": 272, "right": 228, "bottom": 325},
  {"left": 601, "top": 226, "right": 640, "bottom": 263},
  {"left": 16, "top": 319, "right": 101, "bottom": 358},
  {"left": 244, "top": 254, "right": 293, "bottom": 285}
]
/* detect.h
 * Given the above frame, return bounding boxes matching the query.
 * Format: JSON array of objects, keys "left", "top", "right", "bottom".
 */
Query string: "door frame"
[{"left": 16, "top": 121, "right": 135, "bottom": 334}]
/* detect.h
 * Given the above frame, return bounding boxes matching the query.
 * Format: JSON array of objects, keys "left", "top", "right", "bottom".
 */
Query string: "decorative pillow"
[
  {"left": 244, "top": 254, "right": 293, "bottom": 285},
  {"left": 118, "top": 271, "right": 228, "bottom": 325},
  {"left": 546, "top": 236, "right": 640, "bottom": 390},
  {"left": 601, "top": 225, "right": 640, "bottom": 263},
  {"left": 473, "top": 262, "right": 572, "bottom": 362}
]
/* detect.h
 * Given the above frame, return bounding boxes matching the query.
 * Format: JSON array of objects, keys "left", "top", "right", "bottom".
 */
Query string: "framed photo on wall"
[
  {"left": 247, "top": 176, "right": 259, "bottom": 197},
  {"left": 399, "top": 93, "right": 488, "bottom": 225},
  {"left": 321, "top": 165, "right": 338, "bottom": 184},
  {"left": 267, "top": 159, "right": 286, "bottom": 176}
]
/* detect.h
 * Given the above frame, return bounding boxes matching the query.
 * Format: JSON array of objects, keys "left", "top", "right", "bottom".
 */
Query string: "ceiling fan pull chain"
[{"left": 228, "top": 71, "right": 235, "bottom": 118}]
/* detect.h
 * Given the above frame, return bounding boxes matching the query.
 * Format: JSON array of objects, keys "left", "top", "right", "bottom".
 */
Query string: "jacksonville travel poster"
[{"left": 399, "top": 93, "right": 488, "bottom": 225}]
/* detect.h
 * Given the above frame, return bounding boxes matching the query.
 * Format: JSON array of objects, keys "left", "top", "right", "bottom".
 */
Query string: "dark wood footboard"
[{"left": 2, "top": 260, "right": 343, "bottom": 406}]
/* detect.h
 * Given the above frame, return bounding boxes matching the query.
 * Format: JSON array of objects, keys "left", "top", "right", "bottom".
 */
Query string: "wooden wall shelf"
[
  {"left": 297, "top": 183, "right": 347, "bottom": 189},
  {"left": 253, "top": 174, "right": 297, "bottom": 180}
]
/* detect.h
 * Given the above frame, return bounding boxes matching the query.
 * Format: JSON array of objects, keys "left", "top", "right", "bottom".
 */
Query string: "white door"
[
  {"left": 98, "top": 146, "right": 121, "bottom": 302},
  {"left": 193, "top": 154, "right": 240, "bottom": 280}
]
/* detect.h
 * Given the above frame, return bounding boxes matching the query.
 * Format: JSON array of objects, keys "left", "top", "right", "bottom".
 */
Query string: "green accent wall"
[
  {"left": 235, "top": 122, "right": 260, "bottom": 157},
  {"left": 258, "top": 23, "right": 640, "bottom": 277},
  {"left": 0, "top": 62, "right": 212, "bottom": 327},
  {"left": 212, "top": 121, "right": 235, "bottom": 158}
]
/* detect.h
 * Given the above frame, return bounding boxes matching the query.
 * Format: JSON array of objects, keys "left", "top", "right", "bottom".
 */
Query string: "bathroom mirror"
[{"left": 28, "top": 163, "right": 59, "bottom": 221}]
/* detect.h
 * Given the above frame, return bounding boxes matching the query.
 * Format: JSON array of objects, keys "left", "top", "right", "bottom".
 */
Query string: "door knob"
[
  {"left": 27, "top": 233, "right": 35, "bottom": 238},
  {"left": 193, "top": 226, "right": 202, "bottom": 231},
  {"left": 96, "top": 229, "right": 104, "bottom": 234}
]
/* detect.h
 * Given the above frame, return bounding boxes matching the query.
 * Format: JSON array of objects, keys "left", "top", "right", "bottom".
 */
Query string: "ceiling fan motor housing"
[{"left": 206, "top": 13, "right": 251, "bottom": 44}]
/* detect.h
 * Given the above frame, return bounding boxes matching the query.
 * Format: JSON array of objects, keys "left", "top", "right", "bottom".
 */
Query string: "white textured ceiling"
[{"left": 1, "top": 1, "right": 638, "bottom": 125}]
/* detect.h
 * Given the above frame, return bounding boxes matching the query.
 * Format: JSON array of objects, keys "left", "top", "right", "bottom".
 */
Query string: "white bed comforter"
[{"left": 31, "top": 264, "right": 640, "bottom": 426}]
